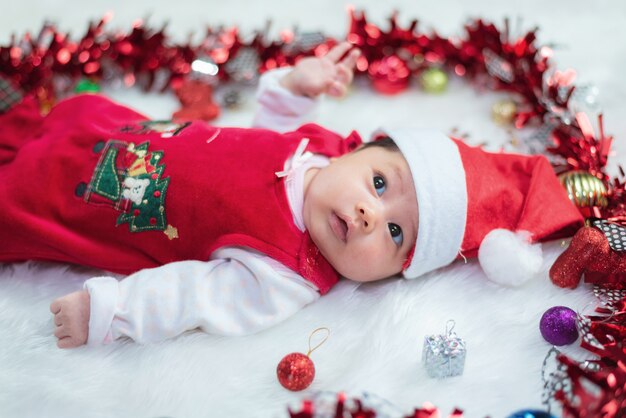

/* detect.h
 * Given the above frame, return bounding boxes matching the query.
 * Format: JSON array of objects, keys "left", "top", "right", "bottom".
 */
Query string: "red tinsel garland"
[
  {"left": 555, "top": 342, "right": 626, "bottom": 417},
  {"left": 288, "top": 392, "right": 465, "bottom": 418},
  {"left": 551, "top": 286, "right": 626, "bottom": 417},
  {"left": 1, "top": 10, "right": 617, "bottom": 179},
  {"left": 2, "top": 9, "right": 625, "bottom": 417},
  {"left": 0, "top": 10, "right": 617, "bottom": 186}
]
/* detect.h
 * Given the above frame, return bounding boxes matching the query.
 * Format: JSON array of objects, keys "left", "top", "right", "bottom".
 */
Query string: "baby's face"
[{"left": 303, "top": 146, "right": 418, "bottom": 282}]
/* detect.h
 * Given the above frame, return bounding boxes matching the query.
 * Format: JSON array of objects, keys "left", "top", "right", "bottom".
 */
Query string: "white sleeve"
[
  {"left": 83, "top": 247, "right": 320, "bottom": 345},
  {"left": 252, "top": 67, "right": 321, "bottom": 132}
]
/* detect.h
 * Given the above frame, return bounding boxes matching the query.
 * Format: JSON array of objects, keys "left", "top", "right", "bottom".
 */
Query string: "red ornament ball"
[
  {"left": 276, "top": 352, "right": 315, "bottom": 391},
  {"left": 368, "top": 55, "right": 411, "bottom": 95}
]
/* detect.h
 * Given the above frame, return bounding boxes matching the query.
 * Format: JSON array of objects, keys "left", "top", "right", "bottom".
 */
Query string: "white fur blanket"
[{"left": 2, "top": 1, "right": 625, "bottom": 417}]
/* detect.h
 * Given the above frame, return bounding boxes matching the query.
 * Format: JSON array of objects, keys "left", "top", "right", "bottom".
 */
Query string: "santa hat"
[{"left": 376, "top": 128, "right": 584, "bottom": 286}]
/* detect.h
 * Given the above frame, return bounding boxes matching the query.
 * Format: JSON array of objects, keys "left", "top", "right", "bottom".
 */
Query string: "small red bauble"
[
  {"left": 368, "top": 55, "right": 410, "bottom": 95},
  {"left": 276, "top": 327, "right": 330, "bottom": 392},
  {"left": 276, "top": 352, "right": 315, "bottom": 391}
]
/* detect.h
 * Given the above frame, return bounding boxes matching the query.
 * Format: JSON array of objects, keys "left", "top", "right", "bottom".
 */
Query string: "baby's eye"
[
  {"left": 373, "top": 175, "right": 386, "bottom": 196},
  {"left": 388, "top": 223, "right": 403, "bottom": 246}
]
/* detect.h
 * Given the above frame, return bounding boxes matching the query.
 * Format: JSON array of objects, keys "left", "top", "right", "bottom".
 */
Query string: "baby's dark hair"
[{"left": 357, "top": 136, "right": 399, "bottom": 153}]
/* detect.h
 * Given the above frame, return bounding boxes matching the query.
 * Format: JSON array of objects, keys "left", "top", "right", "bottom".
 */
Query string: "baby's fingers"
[
  {"left": 335, "top": 63, "right": 354, "bottom": 87},
  {"left": 325, "top": 41, "right": 353, "bottom": 63},
  {"left": 57, "top": 336, "right": 77, "bottom": 349},
  {"left": 54, "top": 323, "right": 69, "bottom": 339},
  {"left": 50, "top": 299, "right": 61, "bottom": 314},
  {"left": 327, "top": 80, "right": 348, "bottom": 98},
  {"left": 339, "top": 48, "right": 360, "bottom": 71}
]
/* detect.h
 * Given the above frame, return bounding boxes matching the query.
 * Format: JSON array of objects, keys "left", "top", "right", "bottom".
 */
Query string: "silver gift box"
[{"left": 422, "top": 327, "right": 466, "bottom": 379}]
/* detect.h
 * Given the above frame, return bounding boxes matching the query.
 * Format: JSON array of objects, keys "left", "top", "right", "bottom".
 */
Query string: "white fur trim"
[
  {"left": 478, "top": 229, "right": 543, "bottom": 287},
  {"left": 375, "top": 128, "right": 467, "bottom": 279}
]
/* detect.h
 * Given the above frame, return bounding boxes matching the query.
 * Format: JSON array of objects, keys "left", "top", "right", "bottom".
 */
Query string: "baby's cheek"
[
  {"left": 352, "top": 248, "right": 377, "bottom": 265},
  {"left": 343, "top": 247, "right": 391, "bottom": 280}
]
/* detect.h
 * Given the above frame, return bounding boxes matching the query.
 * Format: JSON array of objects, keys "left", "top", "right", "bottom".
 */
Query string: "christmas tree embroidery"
[{"left": 84, "top": 140, "right": 176, "bottom": 238}]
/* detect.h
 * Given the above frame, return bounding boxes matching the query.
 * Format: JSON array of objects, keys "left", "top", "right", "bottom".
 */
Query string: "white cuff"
[
  {"left": 83, "top": 277, "right": 119, "bottom": 346},
  {"left": 252, "top": 67, "right": 320, "bottom": 131}
]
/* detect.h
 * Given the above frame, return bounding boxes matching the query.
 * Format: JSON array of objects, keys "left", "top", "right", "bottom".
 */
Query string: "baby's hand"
[
  {"left": 50, "top": 290, "right": 91, "bottom": 349},
  {"left": 280, "top": 41, "right": 360, "bottom": 98}
]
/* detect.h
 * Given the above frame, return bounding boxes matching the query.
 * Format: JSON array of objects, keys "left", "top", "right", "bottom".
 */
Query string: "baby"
[{"left": 0, "top": 43, "right": 583, "bottom": 349}]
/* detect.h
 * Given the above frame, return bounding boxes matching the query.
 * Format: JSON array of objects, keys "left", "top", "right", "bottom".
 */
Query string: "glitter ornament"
[
  {"left": 592, "top": 219, "right": 626, "bottom": 252},
  {"left": 570, "top": 83, "right": 600, "bottom": 112},
  {"left": 483, "top": 48, "right": 514, "bottom": 83},
  {"left": 74, "top": 78, "right": 101, "bottom": 93},
  {"left": 368, "top": 55, "right": 411, "bottom": 95},
  {"left": 222, "top": 90, "right": 245, "bottom": 109},
  {"left": 277, "top": 353, "right": 316, "bottom": 392},
  {"left": 540, "top": 306, "right": 579, "bottom": 346},
  {"left": 225, "top": 47, "right": 260, "bottom": 83},
  {"left": 422, "top": 320, "right": 466, "bottom": 378},
  {"left": 558, "top": 170, "right": 608, "bottom": 209},
  {"left": 540, "top": 347, "right": 574, "bottom": 412},
  {"left": 419, "top": 68, "right": 448, "bottom": 94},
  {"left": 506, "top": 410, "right": 555, "bottom": 418},
  {"left": 550, "top": 225, "right": 626, "bottom": 289},
  {"left": 491, "top": 99, "right": 517, "bottom": 125},
  {"left": 283, "top": 31, "right": 326, "bottom": 55},
  {"left": 0, "top": 76, "right": 23, "bottom": 113},
  {"left": 277, "top": 328, "right": 330, "bottom": 392}
]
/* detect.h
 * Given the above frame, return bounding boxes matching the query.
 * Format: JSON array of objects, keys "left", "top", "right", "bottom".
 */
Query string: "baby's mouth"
[{"left": 330, "top": 212, "right": 349, "bottom": 242}]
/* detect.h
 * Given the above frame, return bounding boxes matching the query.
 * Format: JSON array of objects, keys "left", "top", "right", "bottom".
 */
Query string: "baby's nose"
[{"left": 356, "top": 202, "right": 380, "bottom": 232}]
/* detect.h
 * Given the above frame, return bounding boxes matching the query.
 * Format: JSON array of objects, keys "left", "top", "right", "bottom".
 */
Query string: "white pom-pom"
[{"left": 478, "top": 229, "right": 543, "bottom": 287}]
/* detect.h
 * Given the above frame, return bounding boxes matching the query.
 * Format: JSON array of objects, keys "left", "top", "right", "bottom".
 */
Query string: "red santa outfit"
[{"left": 0, "top": 68, "right": 361, "bottom": 344}]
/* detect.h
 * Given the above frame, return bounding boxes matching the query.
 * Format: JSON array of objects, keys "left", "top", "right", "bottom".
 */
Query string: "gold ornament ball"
[
  {"left": 558, "top": 170, "right": 608, "bottom": 208},
  {"left": 491, "top": 99, "right": 517, "bottom": 125},
  {"left": 420, "top": 68, "right": 448, "bottom": 93}
]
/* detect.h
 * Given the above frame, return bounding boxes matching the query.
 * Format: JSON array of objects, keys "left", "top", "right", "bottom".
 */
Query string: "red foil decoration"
[
  {"left": 556, "top": 346, "right": 626, "bottom": 417},
  {"left": 406, "top": 403, "right": 464, "bottom": 418},
  {"left": 552, "top": 275, "right": 626, "bottom": 416},
  {"left": 173, "top": 79, "right": 220, "bottom": 121},
  {"left": 368, "top": 55, "right": 410, "bottom": 94},
  {"left": 550, "top": 226, "right": 626, "bottom": 289},
  {"left": 277, "top": 352, "right": 315, "bottom": 391},
  {"left": 288, "top": 392, "right": 461, "bottom": 418}
]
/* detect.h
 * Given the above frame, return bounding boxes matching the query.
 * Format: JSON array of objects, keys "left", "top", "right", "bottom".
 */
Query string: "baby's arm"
[
  {"left": 252, "top": 42, "right": 359, "bottom": 132},
  {"left": 279, "top": 41, "right": 360, "bottom": 99},
  {"left": 50, "top": 248, "right": 319, "bottom": 347}
]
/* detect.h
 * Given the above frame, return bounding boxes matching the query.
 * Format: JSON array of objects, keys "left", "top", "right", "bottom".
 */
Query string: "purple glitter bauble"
[{"left": 539, "top": 306, "right": 579, "bottom": 346}]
